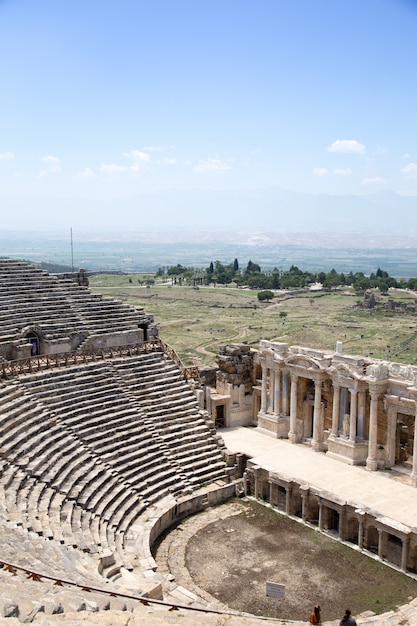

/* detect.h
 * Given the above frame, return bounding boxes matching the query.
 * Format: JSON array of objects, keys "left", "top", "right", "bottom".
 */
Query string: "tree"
[
  {"left": 246, "top": 260, "right": 261, "bottom": 273},
  {"left": 353, "top": 275, "right": 371, "bottom": 293},
  {"left": 213, "top": 260, "right": 235, "bottom": 285},
  {"left": 167, "top": 264, "right": 187, "bottom": 276},
  {"left": 257, "top": 290, "right": 274, "bottom": 301},
  {"left": 323, "top": 269, "right": 340, "bottom": 291},
  {"left": 248, "top": 273, "right": 271, "bottom": 289},
  {"left": 272, "top": 267, "right": 280, "bottom": 289}
]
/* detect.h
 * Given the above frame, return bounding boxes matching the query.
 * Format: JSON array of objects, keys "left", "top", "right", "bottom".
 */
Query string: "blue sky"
[{"left": 1, "top": 0, "right": 417, "bottom": 232}]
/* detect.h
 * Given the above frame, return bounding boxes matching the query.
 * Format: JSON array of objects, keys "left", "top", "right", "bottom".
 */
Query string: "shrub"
[{"left": 257, "top": 290, "right": 274, "bottom": 302}]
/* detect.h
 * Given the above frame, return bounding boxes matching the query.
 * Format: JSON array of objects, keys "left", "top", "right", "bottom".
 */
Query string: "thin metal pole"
[{"left": 70, "top": 227, "right": 74, "bottom": 273}]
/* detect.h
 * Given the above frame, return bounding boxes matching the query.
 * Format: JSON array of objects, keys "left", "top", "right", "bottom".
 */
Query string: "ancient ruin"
[
  {"left": 206, "top": 340, "right": 417, "bottom": 482},
  {"left": 2, "top": 258, "right": 417, "bottom": 624},
  {"left": 0, "top": 259, "right": 239, "bottom": 621}
]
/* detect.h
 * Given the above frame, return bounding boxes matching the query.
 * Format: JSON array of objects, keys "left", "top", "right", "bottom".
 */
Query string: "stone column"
[
  {"left": 377, "top": 528, "right": 385, "bottom": 561},
  {"left": 411, "top": 403, "right": 417, "bottom": 487},
  {"left": 282, "top": 371, "right": 289, "bottom": 416},
  {"left": 366, "top": 391, "right": 380, "bottom": 471},
  {"left": 318, "top": 501, "right": 323, "bottom": 531},
  {"left": 269, "top": 481, "right": 273, "bottom": 505},
  {"left": 273, "top": 369, "right": 281, "bottom": 416},
  {"left": 261, "top": 364, "right": 268, "bottom": 413},
  {"left": 243, "top": 471, "right": 249, "bottom": 496},
  {"left": 300, "top": 487, "right": 309, "bottom": 522},
  {"left": 358, "top": 515, "right": 365, "bottom": 550},
  {"left": 289, "top": 373, "right": 298, "bottom": 444},
  {"left": 254, "top": 468, "right": 260, "bottom": 500},
  {"left": 312, "top": 379, "right": 322, "bottom": 451},
  {"left": 268, "top": 368, "right": 274, "bottom": 413},
  {"left": 330, "top": 383, "right": 340, "bottom": 438},
  {"left": 401, "top": 536, "right": 409, "bottom": 572},
  {"left": 349, "top": 389, "right": 358, "bottom": 441},
  {"left": 339, "top": 507, "right": 345, "bottom": 540},
  {"left": 357, "top": 391, "right": 366, "bottom": 439},
  {"left": 285, "top": 485, "right": 292, "bottom": 515}
]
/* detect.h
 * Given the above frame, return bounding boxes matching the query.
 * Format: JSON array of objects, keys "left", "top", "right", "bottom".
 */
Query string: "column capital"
[
  {"left": 368, "top": 380, "right": 386, "bottom": 397},
  {"left": 370, "top": 390, "right": 381, "bottom": 401}
]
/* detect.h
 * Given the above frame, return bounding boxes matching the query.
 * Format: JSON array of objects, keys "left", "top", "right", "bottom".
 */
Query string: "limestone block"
[
  {"left": 80, "top": 599, "right": 99, "bottom": 613},
  {"left": 0, "top": 599, "right": 19, "bottom": 618},
  {"left": 13, "top": 599, "right": 44, "bottom": 622},
  {"left": 42, "top": 599, "right": 64, "bottom": 615}
]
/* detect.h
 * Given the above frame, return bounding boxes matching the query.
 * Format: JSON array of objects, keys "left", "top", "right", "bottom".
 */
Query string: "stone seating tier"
[
  {"left": 0, "top": 347, "right": 228, "bottom": 617},
  {"left": 0, "top": 520, "right": 143, "bottom": 620},
  {"left": 0, "top": 258, "right": 146, "bottom": 345}
]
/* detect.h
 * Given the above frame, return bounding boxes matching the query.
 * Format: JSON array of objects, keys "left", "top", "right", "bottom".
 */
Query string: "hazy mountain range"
[{"left": 111, "top": 187, "right": 417, "bottom": 237}]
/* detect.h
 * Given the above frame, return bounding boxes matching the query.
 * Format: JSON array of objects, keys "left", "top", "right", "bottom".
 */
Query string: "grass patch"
[{"left": 90, "top": 276, "right": 417, "bottom": 367}]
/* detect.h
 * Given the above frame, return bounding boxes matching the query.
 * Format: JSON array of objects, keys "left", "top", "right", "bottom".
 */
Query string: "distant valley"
[{"left": 2, "top": 228, "right": 417, "bottom": 278}]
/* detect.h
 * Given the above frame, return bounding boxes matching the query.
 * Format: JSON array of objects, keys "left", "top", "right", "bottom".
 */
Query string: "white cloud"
[
  {"left": 402, "top": 153, "right": 411, "bottom": 159},
  {"left": 402, "top": 162, "right": 417, "bottom": 178},
  {"left": 333, "top": 168, "right": 352, "bottom": 176},
  {"left": 123, "top": 150, "right": 151, "bottom": 174},
  {"left": 327, "top": 140, "right": 366, "bottom": 154},
  {"left": 142, "top": 145, "right": 175, "bottom": 152},
  {"left": 362, "top": 176, "right": 385, "bottom": 185},
  {"left": 312, "top": 167, "right": 329, "bottom": 176},
  {"left": 100, "top": 163, "right": 128, "bottom": 174},
  {"left": 194, "top": 158, "right": 231, "bottom": 173},
  {"left": 41, "top": 155, "right": 60, "bottom": 164},
  {"left": 123, "top": 149, "right": 151, "bottom": 162},
  {"left": 77, "top": 167, "right": 95, "bottom": 179},
  {"left": 0, "top": 151, "right": 15, "bottom": 160}
]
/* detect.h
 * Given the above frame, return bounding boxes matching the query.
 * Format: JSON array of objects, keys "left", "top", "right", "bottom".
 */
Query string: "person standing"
[
  {"left": 339, "top": 608, "right": 357, "bottom": 625},
  {"left": 309, "top": 604, "right": 321, "bottom": 624}
]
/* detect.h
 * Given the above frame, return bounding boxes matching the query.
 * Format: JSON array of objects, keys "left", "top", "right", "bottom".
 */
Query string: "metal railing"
[
  {"left": 0, "top": 560, "right": 247, "bottom": 619},
  {"left": 0, "top": 338, "right": 202, "bottom": 386},
  {"left": 158, "top": 337, "right": 202, "bottom": 386}
]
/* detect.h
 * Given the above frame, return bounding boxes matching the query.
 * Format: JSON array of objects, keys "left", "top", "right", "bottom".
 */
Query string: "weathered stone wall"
[
  {"left": 79, "top": 329, "right": 144, "bottom": 352},
  {"left": 215, "top": 344, "right": 256, "bottom": 394}
]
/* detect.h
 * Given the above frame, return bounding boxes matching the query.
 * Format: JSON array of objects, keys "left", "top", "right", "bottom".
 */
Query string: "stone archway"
[{"left": 24, "top": 330, "right": 40, "bottom": 356}]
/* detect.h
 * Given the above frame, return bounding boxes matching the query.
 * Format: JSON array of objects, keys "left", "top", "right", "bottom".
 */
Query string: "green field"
[{"left": 90, "top": 274, "right": 417, "bottom": 367}]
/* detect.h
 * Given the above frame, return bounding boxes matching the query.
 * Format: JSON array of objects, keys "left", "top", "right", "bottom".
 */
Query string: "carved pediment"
[
  {"left": 332, "top": 363, "right": 358, "bottom": 382},
  {"left": 285, "top": 355, "right": 321, "bottom": 370}
]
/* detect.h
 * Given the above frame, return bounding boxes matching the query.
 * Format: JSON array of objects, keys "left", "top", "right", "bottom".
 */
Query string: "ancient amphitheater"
[{"left": 2, "top": 258, "right": 417, "bottom": 626}]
